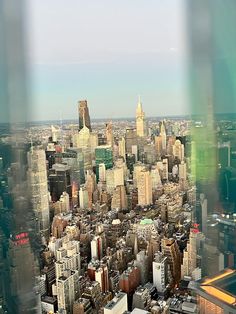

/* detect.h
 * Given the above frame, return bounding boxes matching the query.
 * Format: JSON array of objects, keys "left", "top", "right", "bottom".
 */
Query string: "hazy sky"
[{"left": 25, "top": 0, "right": 189, "bottom": 121}]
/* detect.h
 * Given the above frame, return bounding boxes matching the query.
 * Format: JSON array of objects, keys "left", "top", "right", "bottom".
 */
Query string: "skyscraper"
[
  {"left": 160, "top": 121, "right": 167, "bottom": 152},
  {"left": 137, "top": 169, "right": 152, "bottom": 206},
  {"left": 136, "top": 97, "right": 146, "bottom": 137},
  {"left": 78, "top": 100, "right": 92, "bottom": 131},
  {"left": 161, "top": 238, "right": 181, "bottom": 285},
  {"left": 106, "top": 121, "right": 113, "bottom": 147},
  {"left": 28, "top": 147, "right": 50, "bottom": 239},
  {"left": 95, "top": 145, "right": 113, "bottom": 178},
  {"left": 153, "top": 252, "right": 168, "bottom": 294}
]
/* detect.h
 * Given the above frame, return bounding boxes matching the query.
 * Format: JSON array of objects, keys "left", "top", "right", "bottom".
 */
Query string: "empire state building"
[{"left": 136, "top": 97, "right": 146, "bottom": 137}]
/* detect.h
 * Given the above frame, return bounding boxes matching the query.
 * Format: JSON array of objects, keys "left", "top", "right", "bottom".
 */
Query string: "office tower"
[
  {"left": 173, "top": 139, "right": 184, "bottom": 161},
  {"left": 143, "top": 143, "right": 157, "bottom": 164},
  {"left": 133, "top": 162, "right": 146, "bottom": 188},
  {"left": 153, "top": 252, "right": 168, "bottom": 294},
  {"left": 62, "top": 148, "right": 85, "bottom": 185},
  {"left": 151, "top": 166, "right": 162, "bottom": 190},
  {"left": 193, "top": 269, "right": 236, "bottom": 314},
  {"left": 104, "top": 292, "right": 128, "bottom": 314},
  {"left": 161, "top": 238, "right": 181, "bottom": 285},
  {"left": 118, "top": 137, "right": 126, "bottom": 160},
  {"left": 49, "top": 163, "right": 72, "bottom": 202},
  {"left": 57, "top": 270, "right": 79, "bottom": 313},
  {"left": 72, "top": 121, "right": 93, "bottom": 172},
  {"left": 95, "top": 264, "right": 109, "bottom": 293},
  {"left": 181, "top": 229, "right": 202, "bottom": 280},
  {"left": 106, "top": 167, "right": 124, "bottom": 193},
  {"left": 78, "top": 100, "right": 91, "bottom": 131},
  {"left": 106, "top": 121, "right": 113, "bottom": 147},
  {"left": 155, "top": 136, "right": 162, "bottom": 157},
  {"left": 137, "top": 169, "right": 152, "bottom": 206},
  {"left": 79, "top": 186, "right": 89, "bottom": 209},
  {"left": 91, "top": 235, "right": 103, "bottom": 260},
  {"left": 132, "top": 287, "right": 151, "bottom": 311},
  {"left": 134, "top": 250, "right": 149, "bottom": 285},
  {"left": 125, "top": 128, "right": 137, "bottom": 154},
  {"left": 167, "top": 136, "right": 176, "bottom": 155},
  {"left": 136, "top": 97, "right": 146, "bottom": 137},
  {"left": 160, "top": 121, "right": 167, "bottom": 152},
  {"left": 28, "top": 148, "right": 50, "bottom": 239},
  {"left": 95, "top": 145, "right": 113, "bottom": 177},
  {"left": 111, "top": 185, "right": 128, "bottom": 210}
]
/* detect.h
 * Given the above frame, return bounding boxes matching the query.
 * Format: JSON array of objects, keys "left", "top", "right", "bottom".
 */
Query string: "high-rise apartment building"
[
  {"left": 91, "top": 235, "right": 103, "bottom": 260},
  {"left": 153, "top": 252, "right": 168, "bottom": 294},
  {"left": 28, "top": 148, "right": 50, "bottom": 239},
  {"left": 57, "top": 270, "right": 79, "bottom": 313},
  {"left": 95, "top": 264, "right": 109, "bottom": 293},
  {"left": 78, "top": 100, "right": 92, "bottom": 131}
]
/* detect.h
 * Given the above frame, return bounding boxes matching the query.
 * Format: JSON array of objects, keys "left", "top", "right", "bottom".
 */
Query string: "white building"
[
  {"left": 104, "top": 292, "right": 128, "bottom": 314},
  {"left": 153, "top": 252, "right": 168, "bottom": 293}
]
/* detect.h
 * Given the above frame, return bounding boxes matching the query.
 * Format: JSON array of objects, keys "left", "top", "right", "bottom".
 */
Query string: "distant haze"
[{"left": 26, "top": 0, "right": 189, "bottom": 121}]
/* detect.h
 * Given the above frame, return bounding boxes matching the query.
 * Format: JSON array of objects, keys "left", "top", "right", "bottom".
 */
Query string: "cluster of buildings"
[{"left": 0, "top": 100, "right": 236, "bottom": 314}]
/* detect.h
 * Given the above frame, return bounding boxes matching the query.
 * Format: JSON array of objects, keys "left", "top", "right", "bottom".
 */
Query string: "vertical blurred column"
[
  {"left": 186, "top": 0, "right": 236, "bottom": 275},
  {"left": 0, "top": 1, "right": 41, "bottom": 313}
]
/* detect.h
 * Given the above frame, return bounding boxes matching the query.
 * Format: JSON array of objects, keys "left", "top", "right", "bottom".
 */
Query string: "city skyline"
[{"left": 26, "top": 0, "right": 188, "bottom": 121}]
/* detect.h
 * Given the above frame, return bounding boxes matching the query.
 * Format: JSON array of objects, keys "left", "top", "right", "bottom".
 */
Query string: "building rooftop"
[
  {"left": 140, "top": 218, "right": 153, "bottom": 225},
  {"left": 104, "top": 292, "right": 126, "bottom": 309},
  {"left": 196, "top": 269, "right": 236, "bottom": 307}
]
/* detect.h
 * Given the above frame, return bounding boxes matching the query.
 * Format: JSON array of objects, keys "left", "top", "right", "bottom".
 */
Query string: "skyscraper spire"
[{"left": 136, "top": 96, "right": 146, "bottom": 137}]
